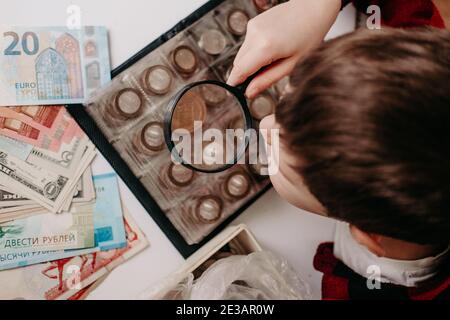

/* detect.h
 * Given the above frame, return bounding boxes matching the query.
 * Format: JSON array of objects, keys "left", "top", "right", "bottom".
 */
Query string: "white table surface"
[{"left": 2, "top": 1, "right": 356, "bottom": 300}]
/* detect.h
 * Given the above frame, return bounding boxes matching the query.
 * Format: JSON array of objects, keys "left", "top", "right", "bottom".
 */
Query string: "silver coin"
[
  {"left": 228, "top": 9, "right": 249, "bottom": 36},
  {"left": 141, "top": 122, "right": 164, "bottom": 150},
  {"left": 199, "top": 29, "right": 227, "bottom": 55},
  {"left": 115, "top": 89, "right": 142, "bottom": 117},
  {"left": 169, "top": 163, "right": 194, "bottom": 186},
  {"left": 145, "top": 65, "right": 172, "bottom": 95},
  {"left": 226, "top": 173, "right": 250, "bottom": 198},
  {"left": 197, "top": 197, "right": 221, "bottom": 222}
]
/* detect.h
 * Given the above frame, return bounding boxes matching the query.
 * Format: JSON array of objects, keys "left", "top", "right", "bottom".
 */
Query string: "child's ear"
[{"left": 350, "top": 225, "right": 386, "bottom": 257}]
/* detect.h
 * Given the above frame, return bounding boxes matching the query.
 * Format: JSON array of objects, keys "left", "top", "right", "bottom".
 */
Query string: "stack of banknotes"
[
  {"left": 0, "top": 106, "right": 149, "bottom": 300},
  {"left": 0, "top": 27, "right": 149, "bottom": 299},
  {"left": 0, "top": 106, "right": 97, "bottom": 217}
]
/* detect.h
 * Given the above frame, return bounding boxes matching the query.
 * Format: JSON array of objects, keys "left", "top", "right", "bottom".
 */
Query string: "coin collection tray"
[{"left": 68, "top": 0, "right": 289, "bottom": 257}]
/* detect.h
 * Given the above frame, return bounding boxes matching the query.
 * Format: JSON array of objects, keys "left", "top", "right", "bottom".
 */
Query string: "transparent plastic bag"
[{"left": 145, "top": 251, "right": 311, "bottom": 300}]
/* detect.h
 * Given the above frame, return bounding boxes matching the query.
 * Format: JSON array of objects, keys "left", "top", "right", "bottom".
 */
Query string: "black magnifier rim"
[{"left": 164, "top": 80, "right": 253, "bottom": 173}]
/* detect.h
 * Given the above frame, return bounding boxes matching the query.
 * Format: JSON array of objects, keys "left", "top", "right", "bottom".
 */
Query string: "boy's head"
[{"left": 262, "top": 28, "right": 450, "bottom": 247}]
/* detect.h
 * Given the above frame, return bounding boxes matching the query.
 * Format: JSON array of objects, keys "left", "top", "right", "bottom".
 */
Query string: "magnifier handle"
[{"left": 237, "top": 72, "right": 259, "bottom": 93}]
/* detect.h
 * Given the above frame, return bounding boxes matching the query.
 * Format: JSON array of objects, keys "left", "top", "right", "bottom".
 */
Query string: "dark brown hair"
[{"left": 276, "top": 28, "right": 450, "bottom": 244}]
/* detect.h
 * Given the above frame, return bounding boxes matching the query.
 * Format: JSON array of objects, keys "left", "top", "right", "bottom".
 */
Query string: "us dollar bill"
[
  {"left": 0, "top": 166, "right": 95, "bottom": 209},
  {"left": 0, "top": 146, "right": 95, "bottom": 213}
]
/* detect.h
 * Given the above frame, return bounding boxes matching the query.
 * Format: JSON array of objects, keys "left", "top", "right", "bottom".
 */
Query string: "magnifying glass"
[{"left": 164, "top": 76, "right": 255, "bottom": 173}]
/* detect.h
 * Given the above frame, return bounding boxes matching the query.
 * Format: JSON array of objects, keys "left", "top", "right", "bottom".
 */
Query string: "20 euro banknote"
[{"left": 0, "top": 26, "right": 111, "bottom": 106}]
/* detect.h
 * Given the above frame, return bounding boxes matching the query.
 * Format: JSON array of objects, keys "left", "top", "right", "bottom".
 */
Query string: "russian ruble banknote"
[
  {"left": 89, "top": 173, "right": 127, "bottom": 251},
  {"left": 0, "top": 202, "right": 95, "bottom": 254},
  {"left": 0, "top": 173, "right": 127, "bottom": 271},
  {"left": 68, "top": 275, "right": 108, "bottom": 300},
  {"left": 0, "top": 26, "right": 110, "bottom": 106},
  {"left": 0, "top": 207, "right": 147, "bottom": 300}
]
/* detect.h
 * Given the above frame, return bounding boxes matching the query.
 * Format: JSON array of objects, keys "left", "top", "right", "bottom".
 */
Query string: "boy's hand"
[{"left": 227, "top": 0, "right": 341, "bottom": 98}]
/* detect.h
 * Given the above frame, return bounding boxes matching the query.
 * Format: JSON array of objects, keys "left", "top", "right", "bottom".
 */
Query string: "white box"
[{"left": 139, "top": 224, "right": 261, "bottom": 299}]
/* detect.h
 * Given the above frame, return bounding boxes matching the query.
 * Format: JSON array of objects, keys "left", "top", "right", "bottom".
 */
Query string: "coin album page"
[{"left": 84, "top": 0, "right": 290, "bottom": 247}]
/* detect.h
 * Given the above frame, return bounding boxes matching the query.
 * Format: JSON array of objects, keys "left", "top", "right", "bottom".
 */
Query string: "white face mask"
[{"left": 333, "top": 222, "right": 449, "bottom": 287}]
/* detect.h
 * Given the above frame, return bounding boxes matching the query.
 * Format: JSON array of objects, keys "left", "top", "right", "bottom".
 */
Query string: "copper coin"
[
  {"left": 225, "top": 171, "right": 251, "bottom": 199},
  {"left": 168, "top": 163, "right": 195, "bottom": 187},
  {"left": 229, "top": 116, "right": 245, "bottom": 130},
  {"left": 227, "top": 9, "right": 250, "bottom": 36},
  {"left": 200, "top": 84, "right": 228, "bottom": 107},
  {"left": 195, "top": 195, "right": 223, "bottom": 224},
  {"left": 253, "top": 0, "right": 278, "bottom": 12},
  {"left": 172, "top": 45, "right": 198, "bottom": 75},
  {"left": 142, "top": 65, "right": 173, "bottom": 95},
  {"left": 199, "top": 29, "right": 227, "bottom": 56},
  {"left": 140, "top": 122, "right": 165, "bottom": 152},
  {"left": 113, "top": 88, "right": 143, "bottom": 119},
  {"left": 171, "top": 90, "right": 207, "bottom": 132},
  {"left": 250, "top": 94, "right": 276, "bottom": 120}
]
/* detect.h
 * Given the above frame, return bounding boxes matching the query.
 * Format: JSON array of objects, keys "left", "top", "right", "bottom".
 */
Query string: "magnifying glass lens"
[{"left": 169, "top": 83, "right": 249, "bottom": 172}]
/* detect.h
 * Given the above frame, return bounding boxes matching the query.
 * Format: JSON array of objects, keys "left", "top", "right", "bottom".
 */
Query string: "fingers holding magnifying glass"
[
  {"left": 243, "top": 55, "right": 299, "bottom": 99},
  {"left": 226, "top": 25, "right": 282, "bottom": 88},
  {"left": 227, "top": 50, "right": 271, "bottom": 88},
  {"left": 227, "top": 28, "right": 299, "bottom": 99}
]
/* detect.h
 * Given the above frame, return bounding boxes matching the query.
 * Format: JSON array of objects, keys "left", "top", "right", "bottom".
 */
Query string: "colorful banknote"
[
  {"left": 0, "top": 133, "right": 32, "bottom": 160},
  {"left": 0, "top": 202, "right": 95, "bottom": 254},
  {"left": 0, "top": 26, "right": 111, "bottom": 106},
  {"left": 0, "top": 173, "right": 127, "bottom": 270},
  {"left": 90, "top": 173, "right": 127, "bottom": 251},
  {"left": 0, "top": 149, "right": 76, "bottom": 212},
  {"left": 0, "top": 166, "right": 95, "bottom": 214},
  {"left": 0, "top": 118, "right": 96, "bottom": 213},
  {"left": 0, "top": 106, "right": 84, "bottom": 152},
  {"left": 0, "top": 208, "right": 147, "bottom": 300},
  {"left": 0, "top": 107, "right": 96, "bottom": 215},
  {"left": 68, "top": 275, "right": 107, "bottom": 300},
  {"left": 0, "top": 143, "right": 96, "bottom": 213}
]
